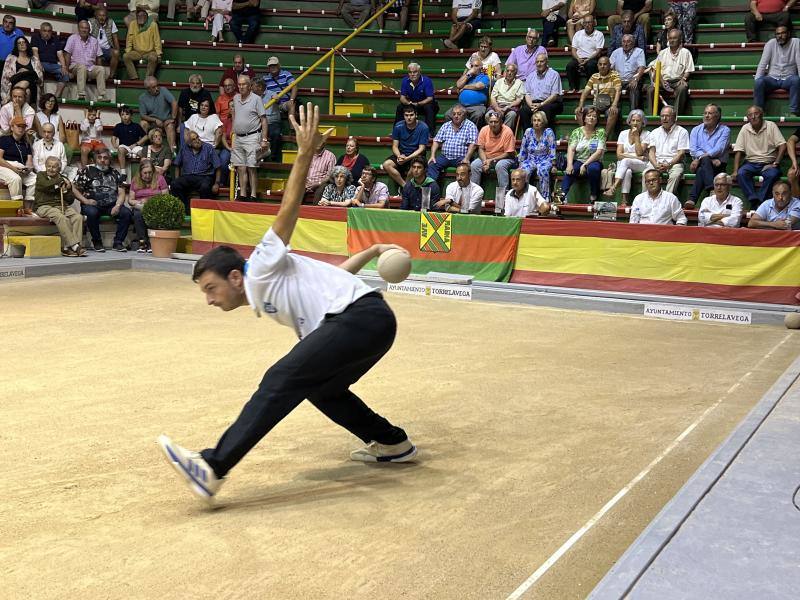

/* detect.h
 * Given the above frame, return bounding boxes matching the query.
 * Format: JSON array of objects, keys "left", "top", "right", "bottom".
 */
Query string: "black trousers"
[
  {"left": 202, "top": 293, "right": 409, "bottom": 477},
  {"left": 744, "top": 11, "right": 790, "bottom": 42},
  {"left": 565, "top": 57, "right": 598, "bottom": 91},
  {"left": 170, "top": 174, "right": 214, "bottom": 212},
  {"left": 690, "top": 157, "right": 726, "bottom": 203},
  {"left": 518, "top": 98, "right": 564, "bottom": 133}
]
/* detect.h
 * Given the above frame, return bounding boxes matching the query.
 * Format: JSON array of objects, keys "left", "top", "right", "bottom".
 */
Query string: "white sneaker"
[
  {"left": 350, "top": 439, "right": 417, "bottom": 463},
  {"left": 157, "top": 434, "right": 223, "bottom": 502}
]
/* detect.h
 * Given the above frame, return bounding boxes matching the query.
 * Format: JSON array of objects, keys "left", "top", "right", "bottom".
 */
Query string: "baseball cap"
[{"left": 266, "top": 56, "right": 280, "bottom": 66}]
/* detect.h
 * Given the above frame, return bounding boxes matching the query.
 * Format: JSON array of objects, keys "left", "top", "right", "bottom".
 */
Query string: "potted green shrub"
[{"left": 142, "top": 193, "right": 186, "bottom": 258}]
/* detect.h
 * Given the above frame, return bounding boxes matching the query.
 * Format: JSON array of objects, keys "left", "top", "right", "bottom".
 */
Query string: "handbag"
[
  {"left": 555, "top": 151, "right": 567, "bottom": 172},
  {"left": 593, "top": 93, "right": 612, "bottom": 113},
  {"left": 601, "top": 162, "right": 616, "bottom": 191}
]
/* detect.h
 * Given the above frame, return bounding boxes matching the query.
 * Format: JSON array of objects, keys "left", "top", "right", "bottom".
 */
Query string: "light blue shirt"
[
  {"left": 755, "top": 197, "right": 800, "bottom": 222},
  {"left": 524, "top": 67, "right": 562, "bottom": 101},
  {"left": 689, "top": 122, "right": 731, "bottom": 163},
  {"left": 609, "top": 46, "right": 645, "bottom": 82}
]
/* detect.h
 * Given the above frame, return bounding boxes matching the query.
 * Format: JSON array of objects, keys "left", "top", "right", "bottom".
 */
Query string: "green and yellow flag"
[{"left": 347, "top": 209, "right": 522, "bottom": 282}]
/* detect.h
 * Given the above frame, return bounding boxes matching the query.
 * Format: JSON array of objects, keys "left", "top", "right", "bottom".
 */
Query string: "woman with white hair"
[
  {"left": 603, "top": 109, "right": 650, "bottom": 206},
  {"left": 318, "top": 165, "right": 357, "bottom": 206}
]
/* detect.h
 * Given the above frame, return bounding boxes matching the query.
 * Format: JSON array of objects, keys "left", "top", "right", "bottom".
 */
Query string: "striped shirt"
[
  {"left": 64, "top": 33, "right": 102, "bottom": 68},
  {"left": 174, "top": 141, "right": 220, "bottom": 176},
  {"left": 262, "top": 70, "right": 295, "bottom": 103},
  {"left": 434, "top": 119, "right": 478, "bottom": 161},
  {"left": 306, "top": 149, "right": 336, "bottom": 190}
]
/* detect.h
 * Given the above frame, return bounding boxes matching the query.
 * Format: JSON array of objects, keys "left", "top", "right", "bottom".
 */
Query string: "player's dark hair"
[{"left": 192, "top": 245, "right": 246, "bottom": 282}]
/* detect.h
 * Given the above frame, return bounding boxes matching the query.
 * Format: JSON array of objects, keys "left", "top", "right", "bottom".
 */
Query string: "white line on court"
[{"left": 505, "top": 332, "right": 794, "bottom": 600}]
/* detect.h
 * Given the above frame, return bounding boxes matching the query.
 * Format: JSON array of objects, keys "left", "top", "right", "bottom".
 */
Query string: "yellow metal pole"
[
  {"left": 264, "top": 0, "right": 398, "bottom": 111},
  {"left": 329, "top": 54, "right": 335, "bottom": 114},
  {"left": 417, "top": 0, "right": 423, "bottom": 33},
  {"left": 652, "top": 61, "right": 661, "bottom": 117}
]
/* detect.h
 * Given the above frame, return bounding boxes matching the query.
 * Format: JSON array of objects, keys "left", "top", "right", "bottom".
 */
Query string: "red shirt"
[
  {"left": 756, "top": 0, "right": 787, "bottom": 13},
  {"left": 219, "top": 66, "right": 256, "bottom": 88}
]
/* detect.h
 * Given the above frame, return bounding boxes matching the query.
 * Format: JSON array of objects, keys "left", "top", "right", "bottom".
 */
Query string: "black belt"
[{"left": 235, "top": 129, "right": 262, "bottom": 137}]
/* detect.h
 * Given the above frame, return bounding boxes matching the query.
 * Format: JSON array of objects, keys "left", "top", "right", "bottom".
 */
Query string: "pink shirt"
[
  {"left": 131, "top": 175, "right": 168, "bottom": 204},
  {"left": 64, "top": 34, "right": 102, "bottom": 68},
  {"left": 306, "top": 149, "right": 336, "bottom": 190}
]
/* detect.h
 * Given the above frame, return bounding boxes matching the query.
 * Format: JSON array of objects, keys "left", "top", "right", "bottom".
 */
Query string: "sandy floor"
[{"left": 1, "top": 271, "right": 798, "bottom": 600}]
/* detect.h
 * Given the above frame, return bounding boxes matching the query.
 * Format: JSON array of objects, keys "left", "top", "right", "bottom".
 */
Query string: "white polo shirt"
[
  {"left": 244, "top": 228, "right": 376, "bottom": 339},
  {"left": 504, "top": 184, "right": 547, "bottom": 217},
  {"left": 445, "top": 180, "right": 484, "bottom": 214},
  {"left": 649, "top": 124, "right": 690, "bottom": 164},
  {"left": 630, "top": 190, "right": 687, "bottom": 225},
  {"left": 571, "top": 29, "right": 605, "bottom": 60}
]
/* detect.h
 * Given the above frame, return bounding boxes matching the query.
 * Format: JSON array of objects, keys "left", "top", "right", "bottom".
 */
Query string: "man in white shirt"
[
  {"left": 158, "top": 104, "right": 417, "bottom": 504},
  {"left": 697, "top": 173, "right": 743, "bottom": 228},
  {"left": 747, "top": 181, "right": 800, "bottom": 229},
  {"left": 443, "top": 0, "right": 483, "bottom": 50},
  {"left": 565, "top": 15, "right": 605, "bottom": 93},
  {"left": 504, "top": 168, "right": 549, "bottom": 217},
  {"left": 646, "top": 106, "right": 690, "bottom": 195},
  {"left": 754, "top": 25, "right": 800, "bottom": 117},
  {"left": 630, "top": 169, "right": 687, "bottom": 225},
  {"left": 438, "top": 163, "right": 484, "bottom": 213},
  {"left": 646, "top": 28, "right": 694, "bottom": 114}
]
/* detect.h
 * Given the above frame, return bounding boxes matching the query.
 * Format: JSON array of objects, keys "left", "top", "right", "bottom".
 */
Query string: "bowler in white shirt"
[{"left": 630, "top": 169, "right": 687, "bottom": 225}]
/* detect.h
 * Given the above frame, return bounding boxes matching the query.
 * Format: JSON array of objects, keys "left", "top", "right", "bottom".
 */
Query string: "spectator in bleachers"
[
  {"left": 788, "top": 127, "right": 800, "bottom": 190},
  {"left": 79, "top": 105, "right": 106, "bottom": 168},
  {"left": 1, "top": 37, "right": 43, "bottom": 107},
  {"left": 629, "top": 169, "right": 687, "bottom": 225},
  {"left": 465, "top": 36, "right": 502, "bottom": 80},
  {"left": 0, "top": 15, "right": 24, "bottom": 63},
  {"left": 754, "top": 25, "right": 800, "bottom": 117},
  {"left": 378, "top": 0, "right": 410, "bottom": 32},
  {"left": 318, "top": 165, "right": 357, "bottom": 206},
  {"left": 395, "top": 62, "right": 437, "bottom": 133},
  {"left": 687, "top": 103, "right": 730, "bottom": 209},
  {"left": 64, "top": 20, "right": 107, "bottom": 101},
  {"left": 541, "top": 1, "right": 567, "bottom": 48},
  {"left": 439, "top": 162, "right": 483, "bottom": 213},
  {"left": 667, "top": 1, "right": 698, "bottom": 46},
  {"left": 733, "top": 105, "right": 786, "bottom": 209},
  {"left": 76, "top": 0, "right": 100, "bottom": 22},
  {"left": 89, "top": 7, "right": 120, "bottom": 79},
  {"left": 350, "top": 166, "right": 389, "bottom": 208},
  {"left": 489, "top": 64, "right": 525, "bottom": 129},
  {"left": 401, "top": 156, "right": 441, "bottom": 210},
  {"left": 654, "top": 10, "right": 678, "bottom": 54},
  {"left": 697, "top": 173, "right": 743, "bottom": 228},
  {"left": 112, "top": 104, "right": 147, "bottom": 172},
  {"left": 123, "top": 7, "right": 162, "bottom": 80},
  {"left": 170, "top": 130, "right": 221, "bottom": 210},
  {"left": 574, "top": 55, "right": 621, "bottom": 135},
  {"left": 306, "top": 140, "right": 336, "bottom": 202},
  {"left": 0, "top": 117, "right": 33, "bottom": 201},
  {"left": 561, "top": 106, "right": 605, "bottom": 202},
  {"left": 35, "top": 94, "right": 68, "bottom": 150},
  {"left": 512, "top": 111, "right": 557, "bottom": 199},
  {"left": 747, "top": 181, "right": 800, "bottom": 229},
  {"left": 33, "top": 123, "right": 68, "bottom": 176},
  {"left": 336, "top": 138, "right": 369, "bottom": 183},
  {"left": 646, "top": 28, "right": 693, "bottom": 115},
  {"left": 504, "top": 168, "right": 549, "bottom": 216},
  {"left": 230, "top": 0, "right": 261, "bottom": 44},
  {"left": 607, "top": 1, "right": 651, "bottom": 40},
  {"left": 646, "top": 106, "right": 689, "bottom": 195},
  {"left": 338, "top": 0, "right": 374, "bottom": 29},
  {"left": 73, "top": 146, "right": 131, "bottom": 252},
  {"left": 142, "top": 127, "right": 174, "bottom": 181},
  {"left": 128, "top": 158, "right": 168, "bottom": 252},
  {"left": 745, "top": 0, "right": 792, "bottom": 44},
  {"left": 428, "top": 104, "right": 478, "bottom": 181},
  {"left": 505, "top": 29, "right": 547, "bottom": 81},
  {"left": 383, "top": 105, "right": 429, "bottom": 190},
  {"left": 608, "top": 10, "right": 646, "bottom": 55},
  {"left": 262, "top": 56, "right": 298, "bottom": 120},
  {"left": 443, "top": 0, "right": 482, "bottom": 50},
  {"left": 469, "top": 110, "right": 516, "bottom": 192},
  {"left": 179, "top": 74, "right": 214, "bottom": 125},
  {"left": 566, "top": 0, "right": 595, "bottom": 42},
  {"left": 603, "top": 109, "right": 650, "bottom": 205},
  {"left": 31, "top": 22, "right": 69, "bottom": 100},
  {"left": 446, "top": 57, "right": 489, "bottom": 125},
  {"left": 0, "top": 86, "right": 35, "bottom": 134},
  {"left": 202, "top": 0, "right": 233, "bottom": 44},
  {"left": 34, "top": 157, "right": 87, "bottom": 257},
  {"left": 519, "top": 54, "right": 563, "bottom": 132},
  {"left": 139, "top": 76, "right": 178, "bottom": 151},
  {"left": 252, "top": 78, "right": 281, "bottom": 162},
  {"left": 610, "top": 33, "right": 645, "bottom": 111},
  {"left": 124, "top": 0, "right": 159, "bottom": 26},
  {"left": 565, "top": 15, "right": 605, "bottom": 94},
  {"left": 219, "top": 54, "right": 255, "bottom": 96},
  {"left": 216, "top": 77, "right": 236, "bottom": 141},
  {"left": 230, "top": 74, "right": 267, "bottom": 202},
  {"left": 185, "top": 98, "right": 230, "bottom": 174}
]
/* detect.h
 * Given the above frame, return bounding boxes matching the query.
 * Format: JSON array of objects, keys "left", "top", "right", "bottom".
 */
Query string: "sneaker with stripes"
[{"left": 157, "top": 434, "right": 223, "bottom": 503}]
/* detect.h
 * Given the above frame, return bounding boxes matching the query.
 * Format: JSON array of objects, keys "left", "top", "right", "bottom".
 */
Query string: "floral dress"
[{"left": 518, "top": 127, "right": 557, "bottom": 199}]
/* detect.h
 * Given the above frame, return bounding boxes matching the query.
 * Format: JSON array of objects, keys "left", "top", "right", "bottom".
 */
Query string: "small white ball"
[{"left": 377, "top": 248, "right": 412, "bottom": 284}]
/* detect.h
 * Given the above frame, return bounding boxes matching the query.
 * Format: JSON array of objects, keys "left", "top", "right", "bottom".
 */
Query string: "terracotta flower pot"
[{"left": 147, "top": 229, "right": 181, "bottom": 258}]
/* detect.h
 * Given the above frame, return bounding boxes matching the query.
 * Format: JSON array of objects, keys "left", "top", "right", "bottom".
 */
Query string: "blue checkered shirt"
[
  {"left": 434, "top": 119, "right": 478, "bottom": 161},
  {"left": 174, "top": 141, "right": 220, "bottom": 176}
]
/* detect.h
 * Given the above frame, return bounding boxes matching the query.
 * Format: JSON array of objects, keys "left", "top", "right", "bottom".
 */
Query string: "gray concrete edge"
[{"left": 587, "top": 353, "right": 800, "bottom": 600}]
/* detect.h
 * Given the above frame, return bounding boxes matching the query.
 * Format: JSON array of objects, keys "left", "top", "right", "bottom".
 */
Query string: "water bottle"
[
  {"left": 421, "top": 187, "right": 431, "bottom": 212},
  {"left": 494, "top": 186, "right": 506, "bottom": 215}
]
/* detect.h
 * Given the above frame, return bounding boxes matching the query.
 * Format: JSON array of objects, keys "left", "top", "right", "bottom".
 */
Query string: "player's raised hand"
[{"left": 289, "top": 103, "right": 332, "bottom": 154}]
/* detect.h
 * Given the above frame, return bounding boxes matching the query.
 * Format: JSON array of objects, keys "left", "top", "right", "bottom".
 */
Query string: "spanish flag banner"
[
  {"left": 347, "top": 209, "right": 522, "bottom": 282},
  {"left": 511, "top": 220, "right": 800, "bottom": 304}
]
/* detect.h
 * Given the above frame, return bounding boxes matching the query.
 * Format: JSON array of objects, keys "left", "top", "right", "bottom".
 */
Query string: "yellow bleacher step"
[
  {"left": 395, "top": 41, "right": 423, "bottom": 52},
  {"left": 334, "top": 103, "right": 367, "bottom": 115},
  {"left": 318, "top": 125, "right": 347, "bottom": 137},
  {"left": 265, "top": 178, "right": 287, "bottom": 193},
  {"left": 0, "top": 199, "right": 22, "bottom": 216},
  {"left": 282, "top": 150, "right": 297, "bottom": 165},
  {"left": 354, "top": 81, "right": 383, "bottom": 93},
  {"left": 375, "top": 60, "right": 404, "bottom": 72},
  {"left": 7, "top": 235, "right": 61, "bottom": 258}
]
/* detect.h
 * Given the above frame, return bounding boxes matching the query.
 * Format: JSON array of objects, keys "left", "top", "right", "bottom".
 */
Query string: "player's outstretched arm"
[
  {"left": 339, "top": 243, "right": 409, "bottom": 274},
  {"left": 272, "top": 103, "right": 331, "bottom": 245}
]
